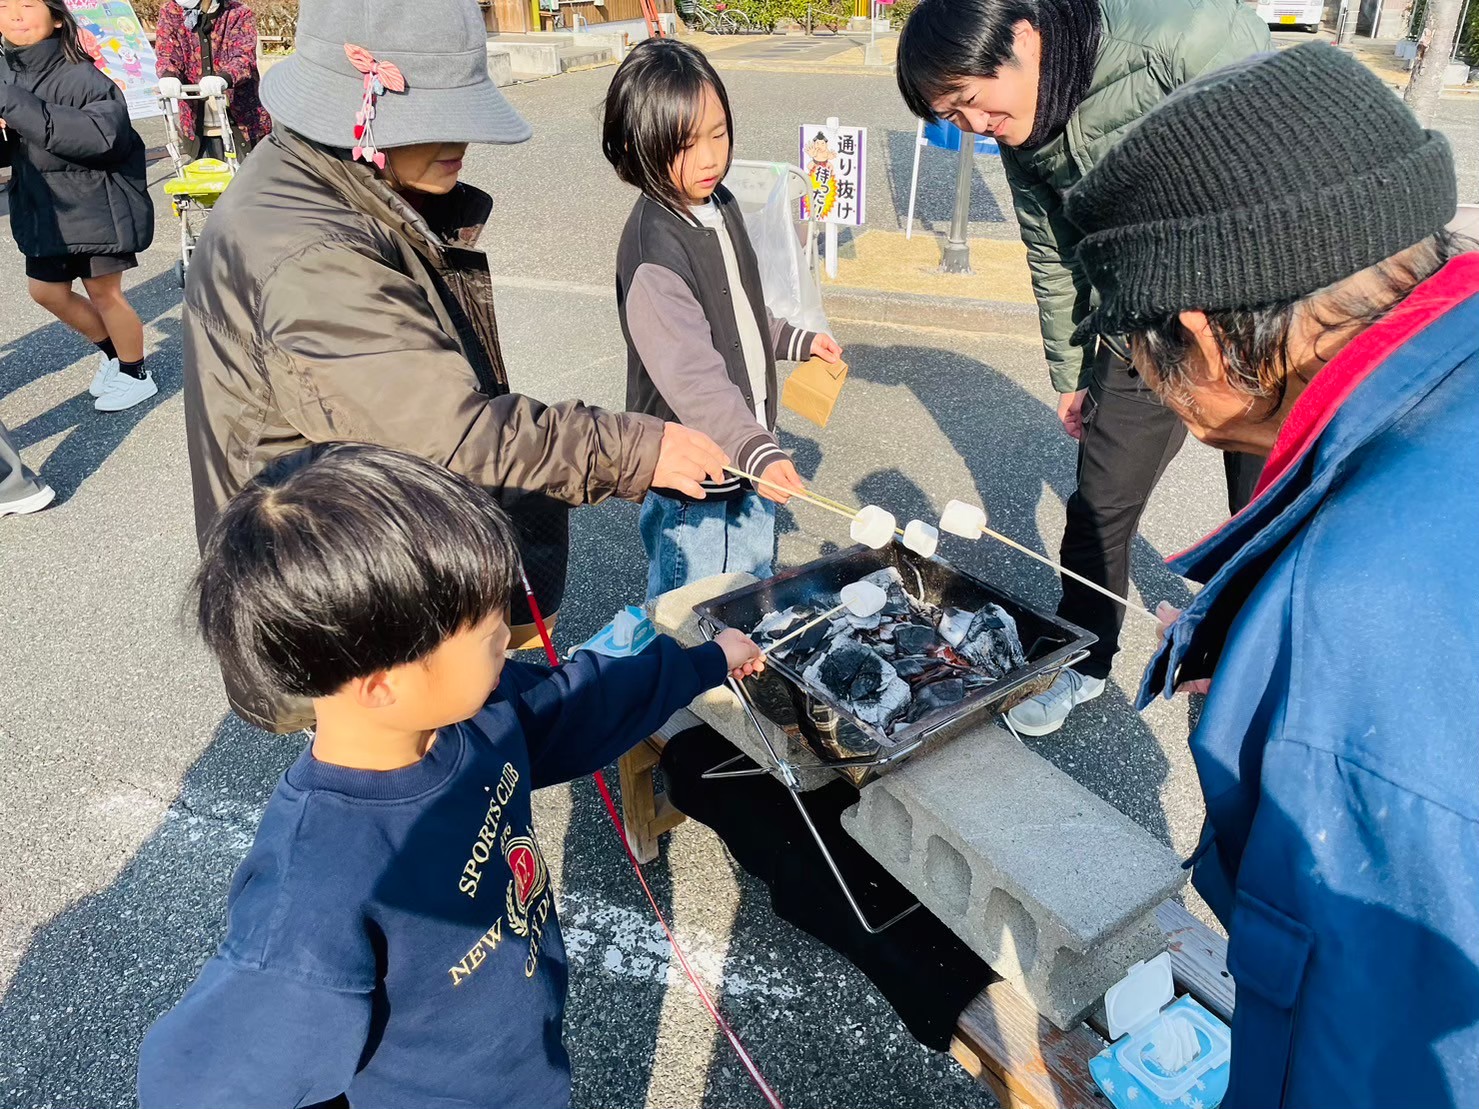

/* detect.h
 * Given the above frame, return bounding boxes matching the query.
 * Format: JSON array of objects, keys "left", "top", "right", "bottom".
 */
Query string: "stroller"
[{"left": 157, "top": 77, "right": 239, "bottom": 287}]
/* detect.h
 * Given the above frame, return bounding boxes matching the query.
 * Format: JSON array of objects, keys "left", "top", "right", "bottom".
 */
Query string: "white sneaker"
[
  {"left": 95, "top": 370, "right": 158, "bottom": 412},
  {"left": 88, "top": 353, "right": 120, "bottom": 397},
  {"left": 0, "top": 483, "right": 56, "bottom": 517},
  {"left": 1006, "top": 668, "right": 1106, "bottom": 737}
]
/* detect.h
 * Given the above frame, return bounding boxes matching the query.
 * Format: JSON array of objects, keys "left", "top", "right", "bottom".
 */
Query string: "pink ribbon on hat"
[{"left": 345, "top": 43, "right": 407, "bottom": 170}]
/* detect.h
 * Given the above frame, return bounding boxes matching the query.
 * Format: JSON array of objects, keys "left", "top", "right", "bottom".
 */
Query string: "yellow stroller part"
[{"left": 163, "top": 158, "right": 236, "bottom": 201}]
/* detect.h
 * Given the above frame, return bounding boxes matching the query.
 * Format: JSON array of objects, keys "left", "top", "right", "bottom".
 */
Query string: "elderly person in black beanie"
[
  {"left": 181, "top": 0, "right": 729, "bottom": 733},
  {"left": 897, "top": 0, "right": 1271, "bottom": 738},
  {"left": 1070, "top": 43, "right": 1477, "bottom": 1109}
]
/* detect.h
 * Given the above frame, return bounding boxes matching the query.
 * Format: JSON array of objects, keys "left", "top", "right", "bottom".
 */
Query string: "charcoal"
[
  {"left": 803, "top": 640, "right": 912, "bottom": 730},
  {"left": 938, "top": 607, "right": 974, "bottom": 647},
  {"left": 891, "top": 656, "right": 934, "bottom": 680},
  {"left": 908, "top": 677, "right": 966, "bottom": 721},
  {"left": 811, "top": 641, "right": 885, "bottom": 701},
  {"left": 893, "top": 623, "right": 938, "bottom": 656},
  {"left": 753, "top": 606, "right": 812, "bottom": 640},
  {"left": 958, "top": 603, "right": 1028, "bottom": 677}
]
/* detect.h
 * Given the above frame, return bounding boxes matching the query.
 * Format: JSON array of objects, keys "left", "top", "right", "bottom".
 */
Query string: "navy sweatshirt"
[{"left": 137, "top": 636, "right": 727, "bottom": 1109}]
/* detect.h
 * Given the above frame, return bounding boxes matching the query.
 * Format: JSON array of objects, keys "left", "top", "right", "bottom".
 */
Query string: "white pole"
[{"left": 825, "top": 115, "right": 839, "bottom": 280}]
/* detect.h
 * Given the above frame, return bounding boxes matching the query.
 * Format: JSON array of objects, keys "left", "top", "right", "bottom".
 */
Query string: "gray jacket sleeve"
[
  {"left": 258, "top": 240, "right": 665, "bottom": 507},
  {"left": 1001, "top": 150, "right": 1096, "bottom": 394},
  {"left": 626, "top": 262, "right": 788, "bottom": 478},
  {"left": 767, "top": 311, "right": 819, "bottom": 366}
]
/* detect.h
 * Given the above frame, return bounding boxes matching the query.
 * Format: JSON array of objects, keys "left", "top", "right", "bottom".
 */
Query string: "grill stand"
[{"left": 701, "top": 622, "right": 921, "bottom": 935}]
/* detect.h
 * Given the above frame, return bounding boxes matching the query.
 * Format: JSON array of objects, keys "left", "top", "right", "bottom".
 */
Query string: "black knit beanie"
[{"left": 1067, "top": 43, "right": 1457, "bottom": 342}]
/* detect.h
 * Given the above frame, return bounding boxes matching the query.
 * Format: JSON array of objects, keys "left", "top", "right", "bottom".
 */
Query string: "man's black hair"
[
  {"left": 602, "top": 37, "right": 734, "bottom": 214},
  {"left": 193, "top": 443, "right": 523, "bottom": 701},
  {"left": 896, "top": 0, "right": 1038, "bottom": 120}
]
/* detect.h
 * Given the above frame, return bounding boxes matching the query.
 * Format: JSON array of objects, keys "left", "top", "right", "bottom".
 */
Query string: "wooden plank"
[
  {"left": 617, "top": 742, "right": 662, "bottom": 864},
  {"left": 952, "top": 978, "right": 1107, "bottom": 1109},
  {"left": 1157, "top": 900, "right": 1235, "bottom": 1022}
]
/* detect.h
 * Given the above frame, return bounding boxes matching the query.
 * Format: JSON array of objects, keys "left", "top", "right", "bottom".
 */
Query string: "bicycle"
[{"left": 678, "top": 0, "right": 751, "bottom": 34}]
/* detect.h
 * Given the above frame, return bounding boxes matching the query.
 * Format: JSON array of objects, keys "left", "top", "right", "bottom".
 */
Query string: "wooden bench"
[{"left": 616, "top": 734, "right": 1235, "bottom": 1108}]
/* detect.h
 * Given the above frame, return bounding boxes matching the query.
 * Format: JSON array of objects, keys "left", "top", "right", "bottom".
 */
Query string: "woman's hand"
[
  {"left": 1155, "top": 602, "right": 1211, "bottom": 695},
  {"left": 652, "top": 423, "right": 728, "bottom": 499},
  {"left": 757, "top": 458, "right": 805, "bottom": 505},
  {"left": 810, "top": 333, "right": 842, "bottom": 363},
  {"left": 714, "top": 628, "right": 765, "bottom": 680}
]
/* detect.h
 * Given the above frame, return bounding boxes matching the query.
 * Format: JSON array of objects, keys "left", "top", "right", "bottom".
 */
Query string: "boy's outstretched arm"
[
  {"left": 137, "top": 956, "right": 371, "bottom": 1109},
  {"left": 510, "top": 631, "right": 760, "bottom": 789}
]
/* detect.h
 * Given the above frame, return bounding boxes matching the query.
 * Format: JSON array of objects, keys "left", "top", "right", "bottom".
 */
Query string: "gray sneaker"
[
  {"left": 0, "top": 483, "right": 56, "bottom": 517},
  {"left": 1006, "top": 668, "right": 1106, "bottom": 737}
]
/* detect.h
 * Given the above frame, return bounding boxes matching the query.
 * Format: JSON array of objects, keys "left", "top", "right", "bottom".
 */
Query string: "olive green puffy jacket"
[{"left": 1002, "top": 0, "right": 1271, "bottom": 393}]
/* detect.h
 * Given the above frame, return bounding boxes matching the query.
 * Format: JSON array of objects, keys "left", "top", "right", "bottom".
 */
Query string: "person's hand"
[
  {"left": 1155, "top": 602, "right": 1211, "bottom": 695},
  {"left": 809, "top": 333, "right": 842, "bottom": 363},
  {"left": 757, "top": 458, "right": 805, "bottom": 505},
  {"left": 714, "top": 628, "right": 765, "bottom": 680},
  {"left": 652, "top": 423, "right": 728, "bottom": 499},
  {"left": 1058, "top": 389, "right": 1088, "bottom": 440}
]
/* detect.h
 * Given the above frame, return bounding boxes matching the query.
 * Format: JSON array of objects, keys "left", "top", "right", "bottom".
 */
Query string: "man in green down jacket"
[{"left": 897, "top": 0, "right": 1271, "bottom": 737}]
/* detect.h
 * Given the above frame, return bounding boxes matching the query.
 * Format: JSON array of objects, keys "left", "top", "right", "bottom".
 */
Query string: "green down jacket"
[{"left": 1002, "top": 0, "right": 1271, "bottom": 393}]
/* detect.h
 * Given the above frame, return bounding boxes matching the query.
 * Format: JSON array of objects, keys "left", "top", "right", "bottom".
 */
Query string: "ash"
[{"left": 756, "top": 568, "right": 1028, "bottom": 737}]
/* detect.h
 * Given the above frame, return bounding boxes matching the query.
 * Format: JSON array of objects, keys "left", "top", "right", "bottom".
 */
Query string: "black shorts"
[{"left": 24, "top": 252, "right": 138, "bottom": 284}]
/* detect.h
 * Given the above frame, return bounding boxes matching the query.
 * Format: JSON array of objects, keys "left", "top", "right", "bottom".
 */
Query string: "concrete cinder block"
[
  {"left": 650, "top": 574, "right": 834, "bottom": 791},
  {"left": 486, "top": 46, "right": 514, "bottom": 87},
  {"left": 841, "top": 723, "right": 1186, "bottom": 1028}
]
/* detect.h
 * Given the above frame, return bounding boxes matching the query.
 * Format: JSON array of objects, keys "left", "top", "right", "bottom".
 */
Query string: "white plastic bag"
[{"left": 742, "top": 172, "right": 831, "bottom": 337}]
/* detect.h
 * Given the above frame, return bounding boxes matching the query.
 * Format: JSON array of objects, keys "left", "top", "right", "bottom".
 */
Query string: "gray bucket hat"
[{"left": 261, "top": 0, "right": 532, "bottom": 151}]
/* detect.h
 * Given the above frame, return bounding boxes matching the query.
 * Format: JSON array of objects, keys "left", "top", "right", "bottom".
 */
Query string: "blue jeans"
[{"left": 640, "top": 491, "right": 777, "bottom": 601}]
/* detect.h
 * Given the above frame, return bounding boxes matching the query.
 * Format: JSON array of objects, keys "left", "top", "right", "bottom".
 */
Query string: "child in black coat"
[{"left": 1, "top": 0, "right": 156, "bottom": 411}]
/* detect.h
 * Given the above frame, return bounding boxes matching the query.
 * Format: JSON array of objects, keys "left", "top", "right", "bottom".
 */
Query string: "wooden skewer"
[
  {"left": 726, "top": 466, "right": 1158, "bottom": 626},
  {"left": 760, "top": 602, "right": 847, "bottom": 657},
  {"left": 970, "top": 522, "right": 1162, "bottom": 625}
]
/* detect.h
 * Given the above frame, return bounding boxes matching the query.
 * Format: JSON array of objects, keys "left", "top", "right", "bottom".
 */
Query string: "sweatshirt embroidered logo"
[
  {"left": 503, "top": 830, "right": 548, "bottom": 938},
  {"left": 459, "top": 762, "right": 520, "bottom": 898}
]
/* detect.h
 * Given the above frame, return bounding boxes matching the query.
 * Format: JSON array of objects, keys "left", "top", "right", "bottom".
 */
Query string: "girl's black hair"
[
  {"left": 602, "top": 37, "right": 733, "bottom": 214},
  {"left": 28, "top": 0, "right": 93, "bottom": 65},
  {"left": 896, "top": 0, "right": 1037, "bottom": 120},
  {"left": 192, "top": 443, "right": 523, "bottom": 701}
]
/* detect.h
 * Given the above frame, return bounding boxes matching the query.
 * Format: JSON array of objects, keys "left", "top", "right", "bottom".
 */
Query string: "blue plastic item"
[
  {"left": 1089, "top": 953, "right": 1231, "bottom": 1109},
  {"left": 571, "top": 605, "right": 657, "bottom": 659},
  {"left": 922, "top": 119, "right": 1000, "bottom": 156}
]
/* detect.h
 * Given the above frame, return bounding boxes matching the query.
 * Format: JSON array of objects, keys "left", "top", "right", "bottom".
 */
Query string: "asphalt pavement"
[{"left": 0, "top": 44, "right": 1476, "bottom": 1109}]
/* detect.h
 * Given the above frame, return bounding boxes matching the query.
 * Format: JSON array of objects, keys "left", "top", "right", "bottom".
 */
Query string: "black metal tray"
[{"left": 693, "top": 543, "right": 1096, "bottom": 783}]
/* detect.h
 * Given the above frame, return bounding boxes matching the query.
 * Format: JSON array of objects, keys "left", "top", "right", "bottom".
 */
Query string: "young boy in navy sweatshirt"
[{"left": 136, "top": 443, "right": 762, "bottom": 1109}]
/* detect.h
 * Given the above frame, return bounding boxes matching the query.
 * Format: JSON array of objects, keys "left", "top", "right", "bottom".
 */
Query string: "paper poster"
[
  {"left": 800, "top": 123, "right": 866, "bottom": 227},
  {"left": 66, "top": 0, "right": 161, "bottom": 120}
]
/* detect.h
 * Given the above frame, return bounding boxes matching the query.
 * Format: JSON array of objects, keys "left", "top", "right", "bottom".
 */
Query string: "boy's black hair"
[
  {"left": 28, "top": 0, "right": 93, "bottom": 65},
  {"left": 601, "top": 37, "right": 733, "bottom": 214},
  {"left": 896, "top": 0, "right": 1037, "bottom": 121},
  {"left": 193, "top": 443, "right": 523, "bottom": 701}
]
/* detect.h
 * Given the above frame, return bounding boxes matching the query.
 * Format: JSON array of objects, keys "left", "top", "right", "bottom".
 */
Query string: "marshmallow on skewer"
[
  {"left": 902, "top": 519, "right": 939, "bottom": 558},
  {"left": 940, "top": 499, "right": 988, "bottom": 539},
  {"left": 850, "top": 504, "right": 897, "bottom": 549},
  {"left": 838, "top": 580, "right": 887, "bottom": 617}
]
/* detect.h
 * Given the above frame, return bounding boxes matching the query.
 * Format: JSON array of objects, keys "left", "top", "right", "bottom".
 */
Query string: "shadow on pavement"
[
  {"left": 883, "top": 129, "right": 1007, "bottom": 235},
  {"left": 0, "top": 714, "right": 303, "bottom": 1109},
  {"left": 0, "top": 268, "right": 184, "bottom": 501}
]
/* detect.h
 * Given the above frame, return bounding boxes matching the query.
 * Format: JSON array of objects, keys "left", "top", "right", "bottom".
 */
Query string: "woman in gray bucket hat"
[{"left": 179, "top": 0, "right": 729, "bottom": 732}]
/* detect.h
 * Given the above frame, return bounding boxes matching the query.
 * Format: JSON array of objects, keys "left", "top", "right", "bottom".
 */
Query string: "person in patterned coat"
[{"left": 154, "top": 0, "right": 271, "bottom": 158}]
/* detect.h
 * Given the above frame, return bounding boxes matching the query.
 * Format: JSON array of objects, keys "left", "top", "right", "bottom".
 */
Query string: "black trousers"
[{"left": 1059, "top": 346, "right": 1262, "bottom": 680}]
